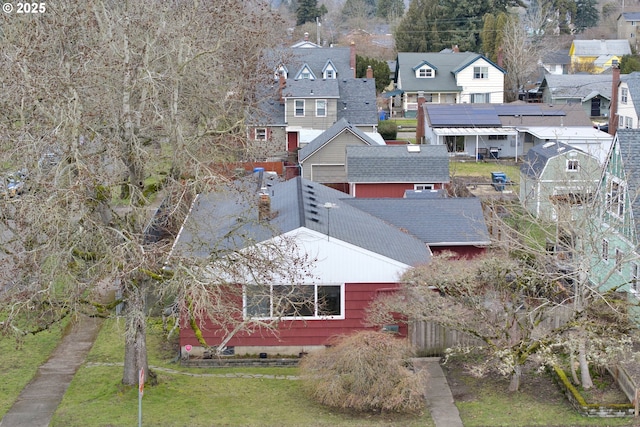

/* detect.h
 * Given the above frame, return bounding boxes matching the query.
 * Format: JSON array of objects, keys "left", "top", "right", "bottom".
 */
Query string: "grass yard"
[
  {"left": 449, "top": 159, "right": 521, "bottom": 185},
  {"left": 51, "top": 318, "right": 433, "bottom": 427},
  {"left": 0, "top": 320, "right": 68, "bottom": 415}
]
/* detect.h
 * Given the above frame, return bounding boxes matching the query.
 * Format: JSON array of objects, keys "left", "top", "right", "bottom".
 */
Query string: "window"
[
  {"left": 255, "top": 128, "right": 267, "bottom": 141},
  {"left": 625, "top": 116, "right": 633, "bottom": 128},
  {"left": 602, "top": 239, "right": 609, "bottom": 261},
  {"left": 474, "top": 66, "right": 488, "bottom": 79},
  {"left": 616, "top": 248, "right": 624, "bottom": 272},
  {"left": 414, "top": 184, "right": 434, "bottom": 190},
  {"left": 325, "top": 69, "right": 334, "bottom": 79},
  {"left": 418, "top": 67, "right": 433, "bottom": 78},
  {"left": 608, "top": 180, "right": 625, "bottom": 217},
  {"left": 294, "top": 99, "right": 305, "bottom": 117},
  {"left": 471, "top": 93, "right": 490, "bottom": 103},
  {"left": 632, "top": 263, "right": 639, "bottom": 292},
  {"left": 488, "top": 135, "right": 507, "bottom": 140},
  {"left": 245, "top": 284, "right": 343, "bottom": 319},
  {"left": 566, "top": 159, "right": 579, "bottom": 171},
  {"left": 316, "top": 99, "right": 327, "bottom": 117},
  {"left": 622, "top": 87, "right": 628, "bottom": 104}
]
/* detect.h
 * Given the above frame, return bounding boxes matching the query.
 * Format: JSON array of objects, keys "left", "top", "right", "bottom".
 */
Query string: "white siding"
[
  {"left": 455, "top": 58, "right": 504, "bottom": 104},
  {"left": 617, "top": 82, "right": 640, "bottom": 129}
]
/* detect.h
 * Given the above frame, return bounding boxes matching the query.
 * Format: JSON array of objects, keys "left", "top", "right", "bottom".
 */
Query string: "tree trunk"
[
  {"left": 122, "top": 283, "right": 149, "bottom": 386},
  {"left": 578, "top": 340, "right": 593, "bottom": 390},
  {"left": 508, "top": 362, "right": 522, "bottom": 392}
]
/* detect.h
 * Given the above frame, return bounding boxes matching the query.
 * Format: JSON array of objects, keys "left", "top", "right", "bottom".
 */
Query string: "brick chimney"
[
  {"left": 304, "top": 32, "right": 309, "bottom": 42},
  {"left": 609, "top": 60, "right": 620, "bottom": 135},
  {"left": 366, "top": 65, "right": 373, "bottom": 79},
  {"left": 416, "top": 92, "right": 425, "bottom": 144},
  {"left": 258, "top": 192, "right": 271, "bottom": 221},
  {"left": 278, "top": 72, "right": 286, "bottom": 104},
  {"left": 452, "top": 45, "right": 459, "bottom": 53},
  {"left": 350, "top": 41, "right": 356, "bottom": 77},
  {"left": 497, "top": 47, "right": 504, "bottom": 68}
]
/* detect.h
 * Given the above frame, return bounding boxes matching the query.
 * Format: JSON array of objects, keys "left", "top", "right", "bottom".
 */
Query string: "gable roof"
[
  {"left": 611, "top": 129, "right": 640, "bottom": 239},
  {"left": 172, "top": 176, "right": 431, "bottom": 266},
  {"left": 298, "top": 118, "right": 383, "bottom": 161},
  {"left": 346, "top": 144, "right": 450, "bottom": 183},
  {"left": 571, "top": 39, "right": 631, "bottom": 56},
  {"left": 619, "top": 12, "right": 640, "bottom": 21},
  {"left": 395, "top": 52, "right": 503, "bottom": 92},
  {"left": 337, "top": 78, "right": 378, "bottom": 125},
  {"left": 540, "top": 74, "right": 613, "bottom": 101},
  {"left": 344, "top": 198, "right": 491, "bottom": 246},
  {"left": 282, "top": 78, "right": 340, "bottom": 98},
  {"left": 520, "top": 141, "right": 583, "bottom": 179},
  {"left": 287, "top": 46, "right": 353, "bottom": 80}
]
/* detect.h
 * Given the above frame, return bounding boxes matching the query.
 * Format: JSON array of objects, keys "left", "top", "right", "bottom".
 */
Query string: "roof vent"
[
  {"left": 310, "top": 217, "right": 320, "bottom": 222},
  {"left": 407, "top": 144, "right": 421, "bottom": 152}
]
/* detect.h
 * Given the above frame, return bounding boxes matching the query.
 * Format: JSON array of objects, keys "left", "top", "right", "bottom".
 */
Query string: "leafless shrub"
[{"left": 299, "top": 330, "right": 426, "bottom": 414}]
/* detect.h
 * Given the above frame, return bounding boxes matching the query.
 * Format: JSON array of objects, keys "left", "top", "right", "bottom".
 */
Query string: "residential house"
[
  {"left": 615, "top": 72, "right": 640, "bottom": 131},
  {"left": 346, "top": 144, "right": 450, "bottom": 197},
  {"left": 421, "top": 102, "right": 610, "bottom": 160},
  {"left": 520, "top": 141, "right": 600, "bottom": 221},
  {"left": 617, "top": 12, "right": 640, "bottom": 52},
  {"left": 587, "top": 128, "right": 640, "bottom": 297},
  {"left": 539, "top": 49, "right": 571, "bottom": 75},
  {"left": 538, "top": 74, "right": 612, "bottom": 120},
  {"left": 569, "top": 39, "right": 631, "bottom": 73},
  {"left": 248, "top": 41, "right": 379, "bottom": 164},
  {"left": 344, "top": 197, "right": 491, "bottom": 257},
  {"left": 393, "top": 51, "right": 505, "bottom": 115},
  {"left": 171, "top": 175, "right": 432, "bottom": 355},
  {"left": 298, "top": 118, "right": 385, "bottom": 192}
]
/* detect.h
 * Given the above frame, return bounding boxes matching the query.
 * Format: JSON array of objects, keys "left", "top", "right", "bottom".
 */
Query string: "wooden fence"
[{"left": 410, "top": 306, "right": 574, "bottom": 356}]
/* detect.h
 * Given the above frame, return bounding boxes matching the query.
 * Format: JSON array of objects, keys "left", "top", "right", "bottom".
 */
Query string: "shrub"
[
  {"left": 299, "top": 331, "right": 426, "bottom": 414},
  {"left": 377, "top": 120, "right": 397, "bottom": 140}
]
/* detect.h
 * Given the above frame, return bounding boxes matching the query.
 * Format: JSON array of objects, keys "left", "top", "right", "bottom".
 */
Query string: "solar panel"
[{"left": 426, "top": 104, "right": 501, "bottom": 126}]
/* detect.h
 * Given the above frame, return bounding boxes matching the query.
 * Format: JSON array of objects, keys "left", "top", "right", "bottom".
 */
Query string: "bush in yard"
[
  {"left": 299, "top": 330, "right": 426, "bottom": 414},
  {"left": 377, "top": 120, "right": 397, "bottom": 140}
]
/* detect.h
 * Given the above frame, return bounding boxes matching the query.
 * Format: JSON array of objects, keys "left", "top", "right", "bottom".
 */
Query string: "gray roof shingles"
[
  {"left": 613, "top": 129, "right": 640, "bottom": 239},
  {"left": 344, "top": 198, "right": 491, "bottom": 246},
  {"left": 346, "top": 144, "right": 450, "bottom": 183},
  {"left": 173, "top": 176, "right": 431, "bottom": 267},
  {"left": 337, "top": 78, "right": 378, "bottom": 125},
  {"left": 520, "top": 141, "right": 581, "bottom": 179}
]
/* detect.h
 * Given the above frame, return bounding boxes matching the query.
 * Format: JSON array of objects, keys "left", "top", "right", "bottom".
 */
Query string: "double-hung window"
[
  {"left": 566, "top": 159, "right": 579, "bottom": 171},
  {"left": 471, "top": 93, "right": 490, "bottom": 103},
  {"left": 607, "top": 179, "right": 625, "bottom": 217},
  {"left": 316, "top": 99, "right": 327, "bottom": 117},
  {"left": 632, "top": 263, "right": 639, "bottom": 293},
  {"left": 622, "top": 87, "right": 629, "bottom": 104},
  {"left": 294, "top": 99, "right": 305, "bottom": 117},
  {"left": 255, "top": 128, "right": 267, "bottom": 141},
  {"left": 474, "top": 66, "right": 488, "bottom": 79}
]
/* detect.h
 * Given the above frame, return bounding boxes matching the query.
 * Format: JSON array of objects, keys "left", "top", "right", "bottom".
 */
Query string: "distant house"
[
  {"left": 394, "top": 51, "right": 505, "bottom": 115},
  {"left": 569, "top": 39, "right": 631, "bottom": 73},
  {"left": 540, "top": 49, "right": 571, "bottom": 75},
  {"left": 538, "top": 74, "right": 612, "bottom": 119},
  {"left": 617, "top": 12, "right": 640, "bottom": 52},
  {"left": 344, "top": 197, "right": 491, "bottom": 257},
  {"left": 421, "top": 102, "right": 608, "bottom": 160},
  {"left": 171, "top": 175, "right": 432, "bottom": 356},
  {"left": 346, "top": 144, "right": 450, "bottom": 197},
  {"left": 587, "top": 129, "right": 640, "bottom": 297},
  {"left": 298, "top": 118, "right": 385, "bottom": 192},
  {"left": 520, "top": 142, "right": 600, "bottom": 221}
]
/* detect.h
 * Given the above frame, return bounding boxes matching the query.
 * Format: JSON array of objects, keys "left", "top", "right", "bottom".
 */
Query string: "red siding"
[
  {"left": 179, "top": 283, "right": 405, "bottom": 349},
  {"left": 353, "top": 183, "right": 444, "bottom": 198}
]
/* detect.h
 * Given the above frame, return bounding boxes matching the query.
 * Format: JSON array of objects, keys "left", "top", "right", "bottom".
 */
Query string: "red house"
[
  {"left": 346, "top": 144, "right": 450, "bottom": 197},
  {"left": 170, "top": 175, "right": 432, "bottom": 357}
]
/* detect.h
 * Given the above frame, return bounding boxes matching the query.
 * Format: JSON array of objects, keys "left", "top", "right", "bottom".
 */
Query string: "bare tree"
[{"left": 0, "top": 0, "right": 288, "bottom": 386}]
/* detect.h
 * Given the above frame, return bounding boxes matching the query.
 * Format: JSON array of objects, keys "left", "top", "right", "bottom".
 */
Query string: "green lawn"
[{"left": 51, "top": 319, "right": 433, "bottom": 427}]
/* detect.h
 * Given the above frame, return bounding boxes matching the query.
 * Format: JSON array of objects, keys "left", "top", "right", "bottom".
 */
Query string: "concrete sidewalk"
[
  {"left": 0, "top": 316, "right": 103, "bottom": 427},
  {"left": 413, "top": 357, "right": 464, "bottom": 427}
]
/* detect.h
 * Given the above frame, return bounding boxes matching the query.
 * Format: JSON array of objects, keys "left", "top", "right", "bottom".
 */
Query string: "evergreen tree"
[
  {"left": 377, "top": 0, "right": 405, "bottom": 20},
  {"left": 573, "top": 0, "right": 599, "bottom": 32},
  {"left": 394, "top": 0, "right": 438, "bottom": 52},
  {"left": 481, "top": 13, "right": 497, "bottom": 60},
  {"left": 297, "top": 0, "right": 319, "bottom": 25},
  {"left": 342, "top": 0, "right": 376, "bottom": 19},
  {"left": 621, "top": 55, "right": 640, "bottom": 73},
  {"left": 356, "top": 55, "right": 391, "bottom": 93}
]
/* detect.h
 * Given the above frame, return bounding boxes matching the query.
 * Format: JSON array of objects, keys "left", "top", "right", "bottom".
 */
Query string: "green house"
[{"left": 588, "top": 129, "right": 640, "bottom": 295}]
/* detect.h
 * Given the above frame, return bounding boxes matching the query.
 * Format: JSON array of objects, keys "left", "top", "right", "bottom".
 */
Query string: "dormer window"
[
  {"left": 274, "top": 66, "right": 288, "bottom": 80},
  {"left": 325, "top": 70, "right": 334, "bottom": 79},
  {"left": 416, "top": 66, "right": 434, "bottom": 78},
  {"left": 296, "top": 65, "right": 316, "bottom": 80}
]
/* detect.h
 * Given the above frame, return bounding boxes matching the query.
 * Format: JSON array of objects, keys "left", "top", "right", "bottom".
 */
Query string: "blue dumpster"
[{"left": 491, "top": 171, "right": 507, "bottom": 191}]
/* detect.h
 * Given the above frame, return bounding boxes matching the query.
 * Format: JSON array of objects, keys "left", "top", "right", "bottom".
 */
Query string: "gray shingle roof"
[
  {"left": 623, "top": 72, "right": 640, "bottom": 118},
  {"left": 337, "top": 78, "right": 378, "bottom": 125},
  {"left": 287, "top": 47, "right": 353, "bottom": 80},
  {"left": 172, "top": 176, "right": 431, "bottom": 266},
  {"left": 620, "top": 12, "right": 640, "bottom": 21},
  {"left": 613, "top": 129, "right": 640, "bottom": 239},
  {"left": 298, "top": 118, "right": 381, "bottom": 161},
  {"left": 520, "top": 141, "right": 582, "bottom": 179},
  {"left": 571, "top": 39, "right": 631, "bottom": 56},
  {"left": 344, "top": 198, "right": 491, "bottom": 246},
  {"left": 282, "top": 78, "right": 340, "bottom": 98},
  {"left": 540, "top": 74, "right": 613, "bottom": 100},
  {"left": 346, "top": 144, "right": 450, "bottom": 183},
  {"left": 395, "top": 52, "right": 504, "bottom": 92}
]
